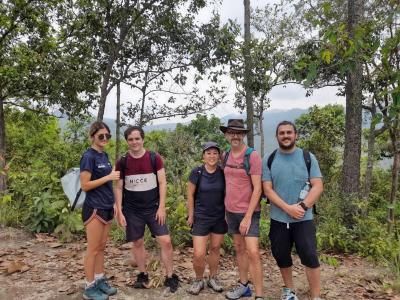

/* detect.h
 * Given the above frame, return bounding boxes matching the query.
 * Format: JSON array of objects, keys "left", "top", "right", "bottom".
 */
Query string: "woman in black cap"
[{"left": 186, "top": 141, "right": 227, "bottom": 295}]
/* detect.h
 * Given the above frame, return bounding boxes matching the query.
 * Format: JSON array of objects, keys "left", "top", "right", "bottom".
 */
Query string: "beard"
[{"left": 278, "top": 139, "right": 296, "bottom": 150}]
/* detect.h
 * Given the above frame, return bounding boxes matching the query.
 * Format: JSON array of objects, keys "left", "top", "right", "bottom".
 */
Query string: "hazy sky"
[{"left": 101, "top": 0, "right": 344, "bottom": 123}]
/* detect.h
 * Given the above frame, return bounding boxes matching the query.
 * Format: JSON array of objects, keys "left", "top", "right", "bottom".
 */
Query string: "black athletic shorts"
[
  {"left": 191, "top": 217, "right": 228, "bottom": 236},
  {"left": 123, "top": 208, "right": 169, "bottom": 242},
  {"left": 82, "top": 203, "right": 114, "bottom": 226},
  {"left": 226, "top": 211, "right": 261, "bottom": 237},
  {"left": 269, "top": 219, "right": 320, "bottom": 268}
]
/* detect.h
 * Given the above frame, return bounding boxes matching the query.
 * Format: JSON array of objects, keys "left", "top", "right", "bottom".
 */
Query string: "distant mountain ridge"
[
  {"left": 59, "top": 109, "right": 309, "bottom": 154},
  {"left": 144, "top": 108, "right": 308, "bottom": 154}
]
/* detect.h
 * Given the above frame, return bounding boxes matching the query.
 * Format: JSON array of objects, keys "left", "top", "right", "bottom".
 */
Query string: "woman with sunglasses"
[{"left": 80, "top": 121, "right": 120, "bottom": 300}]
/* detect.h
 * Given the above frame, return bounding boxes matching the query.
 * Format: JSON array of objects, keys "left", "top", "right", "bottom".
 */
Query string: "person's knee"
[
  {"left": 158, "top": 235, "right": 173, "bottom": 250},
  {"left": 247, "top": 247, "right": 260, "bottom": 261},
  {"left": 132, "top": 239, "right": 145, "bottom": 249},
  {"left": 208, "top": 243, "right": 221, "bottom": 255},
  {"left": 86, "top": 243, "right": 102, "bottom": 256},
  {"left": 98, "top": 240, "right": 107, "bottom": 252},
  {"left": 272, "top": 249, "right": 292, "bottom": 268},
  {"left": 234, "top": 240, "right": 246, "bottom": 255},
  {"left": 193, "top": 251, "right": 206, "bottom": 264},
  {"left": 300, "top": 250, "right": 319, "bottom": 268}
]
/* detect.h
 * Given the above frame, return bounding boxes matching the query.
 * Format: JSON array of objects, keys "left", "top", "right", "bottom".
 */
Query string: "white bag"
[{"left": 61, "top": 168, "right": 86, "bottom": 210}]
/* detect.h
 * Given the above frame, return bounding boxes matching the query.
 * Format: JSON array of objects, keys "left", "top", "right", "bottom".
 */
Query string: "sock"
[
  {"left": 95, "top": 273, "right": 105, "bottom": 281},
  {"left": 85, "top": 279, "right": 95, "bottom": 289}
]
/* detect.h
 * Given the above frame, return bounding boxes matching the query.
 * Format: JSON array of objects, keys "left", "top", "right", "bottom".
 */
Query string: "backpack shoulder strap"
[
  {"left": 149, "top": 151, "right": 157, "bottom": 174},
  {"left": 302, "top": 149, "right": 312, "bottom": 180},
  {"left": 194, "top": 165, "right": 204, "bottom": 200},
  {"left": 219, "top": 165, "right": 226, "bottom": 196},
  {"left": 302, "top": 149, "right": 317, "bottom": 214},
  {"left": 149, "top": 151, "right": 159, "bottom": 191},
  {"left": 267, "top": 149, "right": 278, "bottom": 170},
  {"left": 243, "top": 147, "right": 254, "bottom": 176},
  {"left": 119, "top": 153, "right": 128, "bottom": 193},
  {"left": 222, "top": 149, "right": 230, "bottom": 169},
  {"left": 119, "top": 153, "right": 128, "bottom": 179}
]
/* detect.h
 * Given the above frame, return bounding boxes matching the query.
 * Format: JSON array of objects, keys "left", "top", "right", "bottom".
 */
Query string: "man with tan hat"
[{"left": 220, "top": 119, "right": 264, "bottom": 300}]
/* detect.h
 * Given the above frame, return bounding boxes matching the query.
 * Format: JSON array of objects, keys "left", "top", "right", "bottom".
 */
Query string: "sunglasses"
[
  {"left": 98, "top": 133, "right": 112, "bottom": 140},
  {"left": 226, "top": 131, "right": 244, "bottom": 136}
]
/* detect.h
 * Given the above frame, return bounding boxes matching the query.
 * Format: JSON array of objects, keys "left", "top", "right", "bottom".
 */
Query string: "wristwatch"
[{"left": 299, "top": 201, "right": 308, "bottom": 211}]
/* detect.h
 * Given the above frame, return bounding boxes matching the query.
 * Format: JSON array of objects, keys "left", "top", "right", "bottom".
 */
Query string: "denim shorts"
[
  {"left": 191, "top": 217, "right": 228, "bottom": 236},
  {"left": 123, "top": 208, "right": 169, "bottom": 242},
  {"left": 225, "top": 211, "right": 260, "bottom": 237},
  {"left": 82, "top": 203, "right": 114, "bottom": 226}
]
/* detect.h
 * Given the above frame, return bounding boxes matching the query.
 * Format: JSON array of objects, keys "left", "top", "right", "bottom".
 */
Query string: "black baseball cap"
[{"left": 202, "top": 141, "right": 221, "bottom": 153}]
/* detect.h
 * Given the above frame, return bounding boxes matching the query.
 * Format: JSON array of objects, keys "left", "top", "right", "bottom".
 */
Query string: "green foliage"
[
  {"left": 259, "top": 202, "right": 270, "bottom": 249},
  {"left": 181, "top": 115, "right": 228, "bottom": 150},
  {"left": 223, "top": 235, "right": 234, "bottom": 254},
  {"left": 109, "top": 223, "right": 127, "bottom": 244},
  {"left": 2, "top": 109, "right": 89, "bottom": 240},
  {"left": 295, "top": 104, "right": 345, "bottom": 180},
  {"left": 316, "top": 168, "right": 400, "bottom": 266},
  {"left": 54, "top": 208, "right": 84, "bottom": 242},
  {"left": 166, "top": 195, "right": 191, "bottom": 247},
  {"left": 0, "top": 0, "right": 98, "bottom": 117},
  {"left": 319, "top": 254, "right": 340, "bottom": 267},
  {"left": 144, "top": 130, "right": 169, "bottom": 157},
  {"left": 24, "top": 192, "right": 65, "bottom": 234},
  {"left": 0, "top": 194, "right": 23, "bottom": 227}
]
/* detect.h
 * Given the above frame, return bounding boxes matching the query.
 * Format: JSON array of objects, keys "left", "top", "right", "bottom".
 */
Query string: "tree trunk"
[
  {"left": 260, "top": 99, "right": 265, "bottom": 157},
  {"left": 341, "top": 0, "right": 363, "bottom": 195},
  {"left": 139, "top": 64, "right": 150, "bottom": 127},
  {"left": 388, "top": 125, "right": 400, "bottom": 233},
  {"left": 115, "top": 81, "right": 121, "bottom": 162},
  {"left": 388, "top": 149, "right": 400, "bottom": 233},
  {"left": 363, "top": 108, "right": 376, "bottom": 199},
  {"left": 0, "top": 98, "right": 6, "bottom": 193},
  {"left": 243, "top": 0, "right": 254, "bottom": 147},
  {"left": 97, "top": 59, "right": 115, "bottom": 121}
]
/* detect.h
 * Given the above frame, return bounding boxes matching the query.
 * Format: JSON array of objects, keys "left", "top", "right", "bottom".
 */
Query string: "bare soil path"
[{"left": 0, "top": 227, "right": 397, "bottom": 300}]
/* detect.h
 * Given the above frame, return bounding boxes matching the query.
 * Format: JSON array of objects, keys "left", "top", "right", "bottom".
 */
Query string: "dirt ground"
[{"left": 0, "top": 227, "right": 398, "bottom": 300}]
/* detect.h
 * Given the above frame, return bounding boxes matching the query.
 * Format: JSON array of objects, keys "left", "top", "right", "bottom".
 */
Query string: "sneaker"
[
  {"left": 96, "top": 277, "right": 117, "bottom": 296},
  {"left": 187, "top": 279, "right": 205, "bottom": 295},
  {"left": 133, "top": 272, "right": 149, "bottom": 289},
  {"left": 83, "top": 285, "right": 108, "bottom": 300},
  {"left": 225, "top": 282, "right": 252, "bottom": 299},
  {"left": 207, "top": 277, "right": 223, "bottom": 293},
  {"left": 281, "top": 287, "right": 298, "bottom": 300},
  {"left": 164, "top": 273, "right": 180, "bottom": 293}
]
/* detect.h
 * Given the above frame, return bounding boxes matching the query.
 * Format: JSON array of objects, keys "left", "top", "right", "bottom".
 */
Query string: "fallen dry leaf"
[
  {"left": 6, "top": 260, "right": 28, "bottom": 275},
  {"left": 48, "top": 242, "right": 63, "bottom": 248}
]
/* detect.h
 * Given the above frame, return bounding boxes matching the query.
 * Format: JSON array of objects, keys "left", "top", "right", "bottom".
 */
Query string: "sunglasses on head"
[{"left": 98, "top": 133, "right": 112, "bottom": 140}]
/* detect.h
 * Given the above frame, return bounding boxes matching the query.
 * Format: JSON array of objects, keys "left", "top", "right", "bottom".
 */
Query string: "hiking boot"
[
  {"left": 164, "top": 273, "right": 180, "bottom": 293},
  {"left": 280, "top": 287, "right": 298, "bottom": 300},
  {"left": 83, "top": 285, "right": 108, "bottom": 300},
  {"left": 225, "top": 282, "right": 252, "bottom": 299},
  {"left": 96, "top": 277, "right": 117, "bottom": 296},
  {"left": 207, "top": 277, "right": 223, "bottom": 292},
  {"left": 187, "top": 279, "right": 204, "bottom": 295},
  {"left": 133, "top": 272, "right": 149, "bottom": 289}
]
